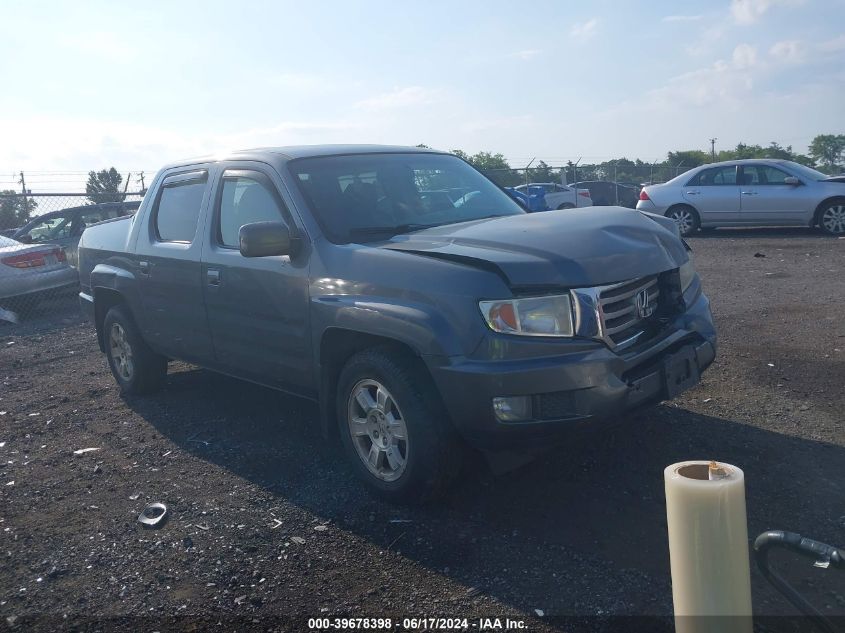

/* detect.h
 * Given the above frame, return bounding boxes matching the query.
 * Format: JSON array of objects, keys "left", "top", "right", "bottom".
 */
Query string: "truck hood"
[{"left": 380, "top": 207, "right": 687, "bottom": 288}]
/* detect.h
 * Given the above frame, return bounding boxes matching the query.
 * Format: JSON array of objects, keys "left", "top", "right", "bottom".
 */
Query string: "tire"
[
  {"left": 336, "top": 346, "right": 462, "bottom": 504},
  {"left": 557, "top": 203, "right": 575, "bottom": 210},
  {"left": 103, "top": 305, "right": 167, "bottom": 395},
  {"left": 666, "top": 205, "right": 700, "bottom": 237},
  {"left": 816, "top": 198, "right": 845, "bottom": 236}
]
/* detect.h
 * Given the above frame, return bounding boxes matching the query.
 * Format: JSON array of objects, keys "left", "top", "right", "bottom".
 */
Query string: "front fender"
[{"left": 311, "top": 295, "right": 474, "bottom": 359}]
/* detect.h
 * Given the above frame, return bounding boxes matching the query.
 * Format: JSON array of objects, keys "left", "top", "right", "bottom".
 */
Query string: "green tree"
[
  {"left": 667, "top": 150, "right": 709, "bottom": 170},
  {"left": 527, "top": 160, "right": 554, "bottom": 183},
  {"left": 86, "top": 167, "right": 124, "bottom": 203},
  {"left": 451, "top": 150, "right": 521, "bottom": 186},
  {"left": 808, "top": 134, "right": 845, "bottom": 172},
  {"left": 0, "top": 190, "right": 37, "bottom": 231}
]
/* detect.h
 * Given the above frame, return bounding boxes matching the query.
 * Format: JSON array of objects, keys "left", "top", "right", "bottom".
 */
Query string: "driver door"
[{"left": 201, "top": 165, "right": 312, "bottom": 393}]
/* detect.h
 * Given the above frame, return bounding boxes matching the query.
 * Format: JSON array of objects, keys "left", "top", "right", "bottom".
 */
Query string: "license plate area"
[{"left": 663, "top": 345, "right": 700, "bottom": 398}]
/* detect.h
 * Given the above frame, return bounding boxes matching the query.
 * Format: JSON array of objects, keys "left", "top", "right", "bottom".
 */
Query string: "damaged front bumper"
[{"left": 425, "top": 284, "right": 716, "bottom": 450}]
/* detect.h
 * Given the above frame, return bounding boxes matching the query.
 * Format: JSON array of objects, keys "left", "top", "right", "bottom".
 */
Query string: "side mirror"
[
  {"left": 239, "top": 221, "right": 291, "bottom": 257},
  {"left": 784, "top": 176, "right": 800, "bottom": 186},
  {"left": 18, "top": 234, "right": 33, "bottom": 244}
]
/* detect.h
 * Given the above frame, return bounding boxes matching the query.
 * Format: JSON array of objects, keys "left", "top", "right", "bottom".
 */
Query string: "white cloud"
[
  {"left": 354, "top": 86, "right": 439, "bottom": 110},
  {"left": 769, "top": 40, "right": 805, "bottom": 64},
  {"left": 818, "top": 34, "right": 845, "bottom": 53},
  {"left": 569, "top": 18, "right": 598, "bottom": 41},
  {"left": 510, "top": 49, "right": 541, "bottom": 61},
  {"left": 730, "top": 0, "right": 806, "bottom": 25},
  {"left": 662, "top": 15, "right": 703, "bottom": 22},
  {"left": 0, "top": 117, "right": 361, "bottom": 184},
  {"left": 732, "top": 43, "right": 758, "bottom": 69}
]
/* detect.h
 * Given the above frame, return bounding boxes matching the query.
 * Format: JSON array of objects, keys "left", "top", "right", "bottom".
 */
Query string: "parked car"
[
  {"left": 78, "top": 145, "right": 715, "bottom": 502},
  {"left": 572, "top": 181, "right": 640, "bottom": 208},
  {"left": 503, "top": 186, "right": 548, "bottom": 212},
  {"left": 0, "top": 235, "right": 78, "bottom": 308},
  {"left": 637, "top": 159, "right": 845, "bottom": 236},
  {"left": 513, "top": 182, "right": 593, "bottom": 209},
  {"left": 13, "top": 201, "right": 141, "bottom": 266}
]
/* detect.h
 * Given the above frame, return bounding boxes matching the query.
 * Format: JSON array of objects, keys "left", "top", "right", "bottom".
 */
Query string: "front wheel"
[
  {"left": 103, "top": 305, "right": 167, "bottom": 395},
  {"left": 666, "top": 205, "right": 700, "bottom": 237},
  {"left": 336, "top": 347, "right": 462, "bottom": 504},
  {"left": 817, "top": 199, "right": 845, "bottom": 235}
]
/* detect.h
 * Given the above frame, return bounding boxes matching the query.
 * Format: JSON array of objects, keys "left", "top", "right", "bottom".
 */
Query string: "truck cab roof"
[{"left": 161, "top": 144, "right": 447, "bottom": 171}]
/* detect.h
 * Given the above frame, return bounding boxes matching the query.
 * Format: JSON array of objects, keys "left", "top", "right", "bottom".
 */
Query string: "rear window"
[{"left": 154, "top": 177, "right": 207, "bottom": 243}]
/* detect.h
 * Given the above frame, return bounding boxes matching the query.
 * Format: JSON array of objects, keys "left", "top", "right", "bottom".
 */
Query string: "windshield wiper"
[{"left": 348, "top": 223, "right": 438, "bottom": 239}]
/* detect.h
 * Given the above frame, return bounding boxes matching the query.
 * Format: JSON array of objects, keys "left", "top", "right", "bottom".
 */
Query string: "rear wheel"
[
  {"left": 336, "top": 347, "right": 462, "bottom": 504},
  {"left": 557, "top": 203, "right": 575, "bottom": 210},
  {"left": 817, "top": 198, "right": 845, "bottom": 235},
  {"left": 103, "top": 305, "right": 167, "bottom": 395},
  {"left": 666, "top": 205, "right": 700, "bottom": 237}
]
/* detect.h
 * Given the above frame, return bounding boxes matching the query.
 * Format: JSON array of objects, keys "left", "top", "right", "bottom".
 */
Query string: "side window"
[
  {"left": 695, "top": 166, "right": 737, "bottom": 186},
  {"left": 686, "top": 170, "right": 708, "bottom": 186},
  {"left": 154, "top": 173, "right": 207, "bottom": 243},
  {"left": 26, "top": 215, "right": 72, "bottom": 242},
  {"left": 758, "top": 166, "right": 791, "bottom": 185},
  {"left": 217, "top": 172, "right": 287, "bottom": 248},
  {"left": 711, "top": 166, "right": 737, "bottom": 185},
  {"left": 740, "top": 167, "right": 760, "bottom": 186}
]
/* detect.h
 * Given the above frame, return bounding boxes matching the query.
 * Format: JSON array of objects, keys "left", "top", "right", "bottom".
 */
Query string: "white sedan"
[
  {"left": 637, "top": 159, "right": 845, "bottom": 236},
  {"left": 0, "top": 235, "right": 78, "bottom": 308},
  {"left": 513, "top": 182, "right": 593, "bottom": 209}
]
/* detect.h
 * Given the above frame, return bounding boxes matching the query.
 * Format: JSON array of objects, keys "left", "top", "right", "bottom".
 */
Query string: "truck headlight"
[
  {"left": 479, "top": 294, "right": 574, "bottom": 337},
  {"left": 679, "top": 256, "right": 696, "bottom": 292}
]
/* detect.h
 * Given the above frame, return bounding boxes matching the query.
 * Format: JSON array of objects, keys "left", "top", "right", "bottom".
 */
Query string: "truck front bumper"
[{"left": 426, "top": 289, "right": 716, "bottom": 450}]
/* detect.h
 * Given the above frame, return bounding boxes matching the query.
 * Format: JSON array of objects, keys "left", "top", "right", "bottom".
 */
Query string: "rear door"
[
  {"left": 682, "top": 165, "right": 740, "bottom": 223},
  {"left": 133, "top": 168, "right": 215, "bottom": 363},
  {"left": 201, "top": 164, "right": 312, "bottom": 392},
  {"left": 738, "top": 164, "right": 810, "bottom": 224}
]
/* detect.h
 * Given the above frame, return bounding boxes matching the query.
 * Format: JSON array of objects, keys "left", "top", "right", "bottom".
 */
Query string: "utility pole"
[
  {"left": 139, "top": 172, "right": 146, "bottom": 194},
  {"left": 122, "top": 172, "right": 132, "bottom": 200},
  {"left": 710, "top": 138, "right": 717, "bottom": 161},
  {"left": 573, "top": 157, "right": 582, "bottom": 207},
  {"left": 18, "top": 171, "right": 28, "bottom": 216},
  {"left": 524, "top": 157, "right": 536, "bottom": 189}
]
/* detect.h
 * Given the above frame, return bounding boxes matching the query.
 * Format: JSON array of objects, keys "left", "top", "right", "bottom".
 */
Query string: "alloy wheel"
[
  {"left": 347, "top": 379, "right": 408, "bottom": 481},
  {"left": 109, "top": 323, "right": 134, "bottom": 381},
  {"left": 821, "top": 203, "right": 845, "bottom": 235},
  {"left": 669, "top": 208, "right": 695, "bottom": 235}
]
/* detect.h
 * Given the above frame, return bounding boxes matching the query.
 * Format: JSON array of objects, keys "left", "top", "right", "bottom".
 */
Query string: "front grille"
[{"left": 598, "top": 274, "right": 661, "bottom": 349}]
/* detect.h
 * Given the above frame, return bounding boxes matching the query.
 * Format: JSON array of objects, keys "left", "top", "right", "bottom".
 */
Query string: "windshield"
[
  {"left": 288, "top": 152, "right": 525, "bottom": 243},
  {"left": 785, "top": 161, "right": 828, "bottom": 181}
]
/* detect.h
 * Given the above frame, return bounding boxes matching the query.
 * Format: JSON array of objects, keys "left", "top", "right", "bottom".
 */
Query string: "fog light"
[{"left": 493, "top": 396, "right": 532, "bottom": 422}]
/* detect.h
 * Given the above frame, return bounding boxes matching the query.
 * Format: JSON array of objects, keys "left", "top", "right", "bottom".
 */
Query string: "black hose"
[{"left": 753, "top": 530, "right": 844, "bottom": 633}]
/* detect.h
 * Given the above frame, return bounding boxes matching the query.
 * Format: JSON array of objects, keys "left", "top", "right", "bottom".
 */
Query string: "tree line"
[{"left": 447, "top": 133, "right": 845, "bottom": 188}]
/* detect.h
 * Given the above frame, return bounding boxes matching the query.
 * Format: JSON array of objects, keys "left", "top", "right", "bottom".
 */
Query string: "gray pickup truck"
[{"left": 78, "top": 145, "right": 716, "bottom": 502}]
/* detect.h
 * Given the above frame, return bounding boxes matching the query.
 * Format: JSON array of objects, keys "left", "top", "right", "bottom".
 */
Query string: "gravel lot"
[{"left": 1, "top": 227, "right": 843, "bottom": 632}]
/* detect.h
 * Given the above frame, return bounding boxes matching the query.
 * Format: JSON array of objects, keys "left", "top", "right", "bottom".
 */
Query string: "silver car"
[
  {"left": 636, "top": 159, "right": 845, "bottom": 236},
  {"left": 0, "top": 235, "right": 78, "bottom": 306}
]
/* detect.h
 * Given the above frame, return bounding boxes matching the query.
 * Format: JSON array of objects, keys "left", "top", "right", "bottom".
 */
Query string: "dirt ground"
[{"left": 1, "top": 227, "right": 843, "bottom": 632}]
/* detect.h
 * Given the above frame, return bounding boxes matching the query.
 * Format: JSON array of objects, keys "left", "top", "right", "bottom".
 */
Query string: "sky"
[{"left": 1, "top": 0, "right": 844, "bottom": 191}]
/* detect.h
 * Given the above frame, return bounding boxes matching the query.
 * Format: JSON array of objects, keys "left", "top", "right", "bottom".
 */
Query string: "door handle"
[
  {"left": 685, "top": 191, "right": 700, "bottom": 195},
  {"left": 138, "top": 260, "right": 150, "bottom": 275},
  {"left": 741, "top": 191, "right": 758, "bottom": 195},
  {"left": 207, "top": 269, "right": 221, "bottom": 286}
]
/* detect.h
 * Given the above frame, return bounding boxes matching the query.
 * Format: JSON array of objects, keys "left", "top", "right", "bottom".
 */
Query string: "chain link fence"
[
  {"left": 0, "top": 192, "right": 144, "bottom": 327},
  {"left": 481, "top": 164, "right": 691, "bottom": 190}
]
